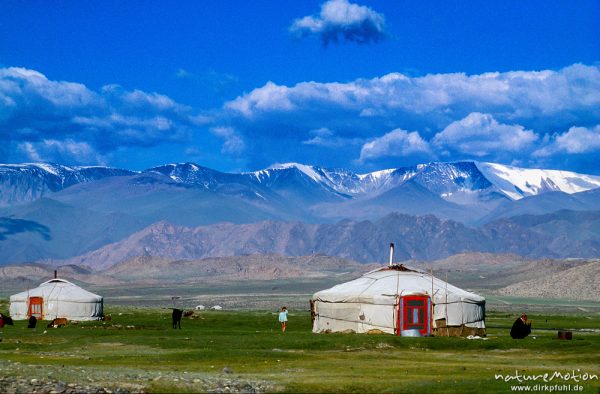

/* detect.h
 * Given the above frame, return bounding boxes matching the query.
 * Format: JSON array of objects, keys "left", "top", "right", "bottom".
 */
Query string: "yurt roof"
[
  {"left": 313, "top": 265, "right": 484, "bottom": 305},
  {"left": 9, "top": 278, "right": 103, "bottom": 302}
]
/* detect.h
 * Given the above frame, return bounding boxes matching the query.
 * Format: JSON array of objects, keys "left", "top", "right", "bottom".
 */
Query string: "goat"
[{"left": 47, "top": 317, "right": 68, "bottom": 328}]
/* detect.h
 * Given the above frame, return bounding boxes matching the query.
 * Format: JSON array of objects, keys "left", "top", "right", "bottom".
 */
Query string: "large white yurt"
[
  {"left": 311, "top": 264, "right": 486, "bottom": 337},
  {"left": 9, "top": 278, "right": 103, "bottom": 321}
]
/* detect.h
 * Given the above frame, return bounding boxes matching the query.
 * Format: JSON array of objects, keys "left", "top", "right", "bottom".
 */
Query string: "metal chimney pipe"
[
  {"left": 389, "top": 243, "right": 395, "bottom": 266},
  {"left": 54, "top": 270, "right": 57, "bottom": 279}
]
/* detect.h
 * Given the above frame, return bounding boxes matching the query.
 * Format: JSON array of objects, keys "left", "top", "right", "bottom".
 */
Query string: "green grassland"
[{"left": 1, "top": 301, "right": 599, "bottom": 393}]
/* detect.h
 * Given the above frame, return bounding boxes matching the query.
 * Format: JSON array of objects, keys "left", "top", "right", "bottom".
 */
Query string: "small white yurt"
[
  {"left": 9, "top": 278, "right": 103, "bottom": 321},
  {"left": 311, "top": 263, "right": 486, "bottom": 337}
]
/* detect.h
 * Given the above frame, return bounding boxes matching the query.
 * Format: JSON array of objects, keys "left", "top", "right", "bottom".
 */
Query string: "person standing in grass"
[{"left": 278, "top": 306, "right": 288, "bottom": 332}]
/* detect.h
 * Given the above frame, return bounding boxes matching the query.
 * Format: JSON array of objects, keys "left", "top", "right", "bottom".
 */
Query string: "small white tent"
[
  {"left": 9, "top": 278, "right": 103, "bottom": 321},
  {"left": 311, "top": 265, "right": 485, "bottom": 337}
]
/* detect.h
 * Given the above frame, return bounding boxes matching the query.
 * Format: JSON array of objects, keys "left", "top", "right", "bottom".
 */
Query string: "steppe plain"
[{"left": 1, "top": 253, "right": 599, "bottom": 393}]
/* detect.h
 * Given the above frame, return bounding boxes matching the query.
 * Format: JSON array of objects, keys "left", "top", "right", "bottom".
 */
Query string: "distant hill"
[
  {"left": 2, "top": 253, "right": 597, "bottom": 303},
  {"left": 496, "top": 260, "right": 600, "bottom": 302},
  {"left": 0, "top": 254, "right": 376, "bottom": 292}
]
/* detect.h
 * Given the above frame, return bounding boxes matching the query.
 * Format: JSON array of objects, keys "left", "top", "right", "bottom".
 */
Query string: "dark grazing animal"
[
  {"left": 47, "top": 318, "right": 68, "bottom": 328},
  {"left": 0, "top": 313, "right": 13, "bottom": 326},
  {"left": 172, "top": 308, "right": 183, "bottom": 329},
  {"left": 27, "top": 315, "right": 37, "bottom": 329}
]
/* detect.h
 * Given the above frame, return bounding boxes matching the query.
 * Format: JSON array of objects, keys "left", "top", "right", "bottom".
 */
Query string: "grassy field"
[{"left": 1, "top": 300, "right": 599, "bottom": 393}]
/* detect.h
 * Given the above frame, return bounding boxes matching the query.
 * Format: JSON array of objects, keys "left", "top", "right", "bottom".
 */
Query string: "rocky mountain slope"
[
  {"left": 496, "top": 259, "right": 600, "bottom": 302},
  {"left": 0, "top": 163, "right": 134, "bottom": 206},
  {"left": 44, "top": 210, "right": 600, "bottom": 270}
]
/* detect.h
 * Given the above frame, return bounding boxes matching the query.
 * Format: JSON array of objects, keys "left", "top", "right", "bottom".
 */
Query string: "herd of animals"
[
  {"left": 0, "top": 309, "right": 186, "bottom": 330},
  {"left": 0, "top": 308, "right": 187, "bottom": 330},
  {"left": 1, "top": 310, "right": 540, "bottom": 340}
]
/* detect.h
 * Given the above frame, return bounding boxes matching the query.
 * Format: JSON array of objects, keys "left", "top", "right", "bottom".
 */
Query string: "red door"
[
  {"left": 28, "top": 297, "right": 43, "bottom": 319},
  {"left": 400, "top": 295, "right": 430, "bottom": 336}
]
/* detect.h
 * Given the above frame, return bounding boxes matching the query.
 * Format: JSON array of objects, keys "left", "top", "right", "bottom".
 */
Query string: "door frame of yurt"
[
  {"left": 28, "top": 296, "right": 44, "bottom": 320},
  {"left": 396, "top": 295, "right": 431, "bottom": 336}
]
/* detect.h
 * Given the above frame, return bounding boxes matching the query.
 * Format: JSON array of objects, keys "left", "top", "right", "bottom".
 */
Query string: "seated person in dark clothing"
[{"left": 510, "top": 313, "right": 532, "bottom": 339}]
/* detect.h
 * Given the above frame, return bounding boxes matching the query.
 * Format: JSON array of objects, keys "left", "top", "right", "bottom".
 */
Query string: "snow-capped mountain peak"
[
  {"left": 2, "top": 160, "right": 600, "bottom": 210},
  {"left": 0, "top": 162, "right": 135, "bottom": 206},
  {"left": 245, "top": 160, "right": 600, "bottom": 201},
  {"left": 266, "top": 163, "right": 324, "bottom": 183},
  {"left": 475, "top": 162, "right": 600, "bottom": 200},
  {"left": 357, "top": 168, "right": 397, "bottom": 182},
  {"left": 146, "top": 162, "right": 225, "bottom": 188}
]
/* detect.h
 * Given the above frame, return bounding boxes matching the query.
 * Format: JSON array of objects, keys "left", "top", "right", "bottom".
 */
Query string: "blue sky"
[{"left": 1, "top": 0, "right": 599, "bottom": 174}]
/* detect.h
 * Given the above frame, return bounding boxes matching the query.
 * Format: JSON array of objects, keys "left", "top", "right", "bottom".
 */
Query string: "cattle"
[
  {"left": 47, "top": 318, "right": 68, "bottom": 328},
  {"left": 172, "top": 308, "right": 183, "bottom": 329}
]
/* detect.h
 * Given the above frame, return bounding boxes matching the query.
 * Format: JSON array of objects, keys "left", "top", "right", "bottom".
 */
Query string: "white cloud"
[
  {"left": 215, "top": 63, "right": 600, "bottom": 169},
  {"left": 0, "top": 66, "right": 202, "bottom": 164},
  {"left": 225, "top": 81, "right": 296, "bottom": 117},
  {"left": 359, "top": 128, "right": 431, "bottom": 162},
  {"left": 432, "top": 113, "right": 538, "bottom": 157},
  {"left": 210, "top": 126, "right": 246, "bottom": 155},
  {"left": 17, "top": 139, "right": 105, "bottom": 165},
  {"left": 533, "top": 125, "right": 600, "bottom": 157},
  {"left": 301, "top": 127, "right": 364, "bottom": 148},
  {"left": 0, "top": 67, "right": 100, "bottom": 110},
  {"left": 290, "top": 0, "right": 386, "bottom": 45},
  {"left": 223, "top": 64, "right": 600, "bottom": 130},
  {"left": 120, "top": 90, "right": 179, "bottom": 112}
]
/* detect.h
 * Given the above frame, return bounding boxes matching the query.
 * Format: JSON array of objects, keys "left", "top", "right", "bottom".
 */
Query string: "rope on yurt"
[
  {"left": 26, "top": 288, "right": 30, "bottom": 318},
  {"left": 394, "top": 264, "right": 401, "bottom": 335},
  {"left": 430, "top": 267, "right": 434, "bottom": 335},
  {"left": 445, "top": 271, "right": 449, "bottom": 337},
  {"left": 50, "top": 280, "right": 62, "bottom": 320}
]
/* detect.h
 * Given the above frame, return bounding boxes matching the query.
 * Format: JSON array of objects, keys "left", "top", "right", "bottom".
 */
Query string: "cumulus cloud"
[
  {"left": 432, "top": 113, "right": 538, "bottom": 157},
  {"left": 210, "top": 126, "right": 246, "bottom": 155},
  {"left": 17, "top": 139, "right": 105, "bottom": 165},
  {"left": 4, "top": 63, "right": 600, "bottom": 172},
  {"left": 533, "top": 125, "right": 600, "bottom": 157},
  {"left": 358, "top": 129, "right": 431, "bottom": 162},
  {"left": 0, "top": 67, "right": 202, "bottom": 164},
  {"left": 302, "top": 127, "right": 364, "bottom": 148},
  {"left": 216, "top": 63, "right": 600, "bottom": 169},
  {"left": 290, "top": 0, "right": 387, "bottom": 45},
  {"left": 223, "top": 65, "right": 600, "bottom": 138}
]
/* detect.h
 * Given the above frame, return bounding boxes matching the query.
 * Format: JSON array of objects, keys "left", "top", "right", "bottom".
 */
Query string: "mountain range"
[
  {"left": 41, "top": 210, "right": 600, "bottom": 270},
  {"left": 1, "top": 160, "right": 600, "bottom": 265}
]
